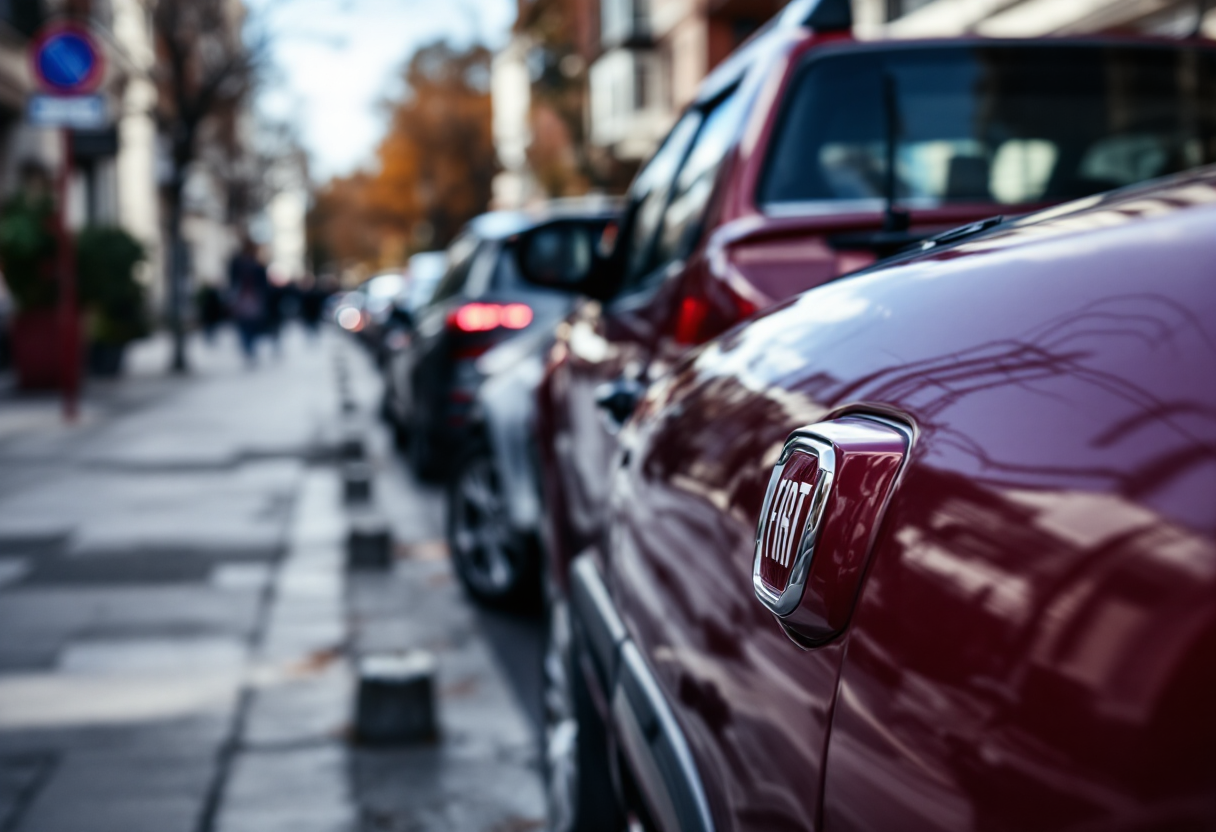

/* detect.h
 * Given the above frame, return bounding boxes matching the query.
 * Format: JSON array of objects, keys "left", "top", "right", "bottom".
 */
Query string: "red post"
[{"left": 57, "top": 127, "right": 79, "bottom": 422}]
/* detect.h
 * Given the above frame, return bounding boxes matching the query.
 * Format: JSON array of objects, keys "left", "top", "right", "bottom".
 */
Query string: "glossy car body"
[
  {"left": 535, "top": 0, "right": 1216, "bottom": 599},
  {"left": 444, "top": 326, "right": 556, "bottom": 606},
  {"left": 566, "top": 167, "right": 1216, "bottom": 832}
]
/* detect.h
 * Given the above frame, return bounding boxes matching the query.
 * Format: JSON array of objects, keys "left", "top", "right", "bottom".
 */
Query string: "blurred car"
[
  {"left": 545, "top": 167, "right": 1216, "bottom": 832},
  {"left": 524, "top": 0, "right": 1216, "bottom": 636},
  {"left": 445, "top": 325, "right": 555, "bottom": 607},
  {"left": 358, "top": 270, "right": 408, "bottom": 352},
  {"left": 375, "top": 251, "right": 450, "bottom": 375},
  {"left": 329, "top": 289, "right": 366, "bottom": 333},
  {"left": 384, "top": 200, "right": 617, "bottom": 479},
  {"left": 403, "top": 251, "right": 447, "bottom": 314}
]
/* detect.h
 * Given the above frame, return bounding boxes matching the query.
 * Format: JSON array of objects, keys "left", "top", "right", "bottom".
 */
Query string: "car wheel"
[
  {"left": 544, "top": 596, "right": 624, "bottom": 832},
  {"left": 447, "top": 442, "right": 538, "bottom": 608}
]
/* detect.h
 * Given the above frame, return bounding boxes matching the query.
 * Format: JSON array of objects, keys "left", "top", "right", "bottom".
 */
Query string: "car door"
[
  {"left": 390, "top": 233, "right": 482, "bottom": 429},
  {"left": 541, "top": 87, "right": 751, "bottom": 589}
]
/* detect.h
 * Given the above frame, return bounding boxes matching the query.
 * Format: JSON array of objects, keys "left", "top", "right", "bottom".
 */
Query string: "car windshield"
[{"left": 759, "top": 44, "right": 1216, "bottom": 208}]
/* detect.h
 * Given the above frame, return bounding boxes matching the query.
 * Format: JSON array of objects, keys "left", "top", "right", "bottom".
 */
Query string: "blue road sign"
[{"left": 31, "top": 24, "right": 104, "bottom": 94}]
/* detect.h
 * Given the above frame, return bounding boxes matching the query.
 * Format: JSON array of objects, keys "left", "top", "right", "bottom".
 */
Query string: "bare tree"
[{"left": 148, "top": 0, "right": 265, "bottom": 372}]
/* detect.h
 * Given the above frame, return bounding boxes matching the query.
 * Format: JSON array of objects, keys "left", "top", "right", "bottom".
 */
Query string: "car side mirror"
[{"left": 513, "top": 219, "right": 616, "bottom": 299}]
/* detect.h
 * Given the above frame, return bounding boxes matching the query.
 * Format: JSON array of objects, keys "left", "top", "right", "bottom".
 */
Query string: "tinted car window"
[
  {"left": 620, "top": 112, "right": 703, "bottom": 289},
  {"left": 428, "top": 234, "right": 480, "bottom": 304},
  {"left": 489, "top": 242, "right": 524, "bottom": 291},
  {"left": 652, "top": 87, "right": 749, "bottom": 268},
  {"left": 760, "top": 45, "right": 1216, "bottom": 207}
]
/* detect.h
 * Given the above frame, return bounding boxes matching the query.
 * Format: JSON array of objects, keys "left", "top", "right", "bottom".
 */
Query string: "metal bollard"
[
  {"left": 339, "top": 431, "right": 365, "bottom": 461},
  {"left": 342, "top": 462, "right": 373, "bottom": 504},
  {"left": 354, "top": 652, "right": 438, "bottom": 745},
  {"left": 347, "top": 518, "right": 393, "bottom": 570}
]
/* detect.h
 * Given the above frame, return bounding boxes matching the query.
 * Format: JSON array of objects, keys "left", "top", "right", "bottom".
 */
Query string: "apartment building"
[{"left": 588, "top": 0, "right": 785, "bottom": 161}]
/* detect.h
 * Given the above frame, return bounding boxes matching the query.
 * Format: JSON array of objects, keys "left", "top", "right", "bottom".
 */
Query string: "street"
[{"left": 0, "top": 327, "right": 546, "bottom": 832}]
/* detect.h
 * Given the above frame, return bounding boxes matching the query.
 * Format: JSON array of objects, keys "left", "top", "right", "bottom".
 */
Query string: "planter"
[
  {"left": 87, "top": 341, "right": 126, "bottom": 377},
  {"left": 10, "top": 308, "right": 82, "bottom": 389}
]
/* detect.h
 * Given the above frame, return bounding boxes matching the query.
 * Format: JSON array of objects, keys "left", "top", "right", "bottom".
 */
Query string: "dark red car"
[
  {"left": 531, "top": 0, "right": 1216, "bottom": 610},
  {"left": 544, "top": 167, "right": 1216, "bottom": 832}
]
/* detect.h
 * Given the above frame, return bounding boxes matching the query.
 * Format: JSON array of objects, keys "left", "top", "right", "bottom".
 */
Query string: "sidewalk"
[{"left": 0, "top": 327, "right": 545, "bottom": 832}]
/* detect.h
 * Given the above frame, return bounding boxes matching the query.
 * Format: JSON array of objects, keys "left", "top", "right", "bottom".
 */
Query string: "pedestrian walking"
[
  {"left": 197, "top": 285, "right": 227, "bottom": 343},
  {"left": 228, "top": 237, "right": 268, "bottom": 363}
]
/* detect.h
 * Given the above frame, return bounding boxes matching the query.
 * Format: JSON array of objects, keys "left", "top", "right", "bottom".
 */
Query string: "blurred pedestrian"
[
  {"left": 298, "top": 274, "right": 327, "bottom": 340},
  {"left": 227, "top": 237, "right": 268, "bottom": 363},
  {"left": 264, "top": 277, "right": 285, "bottom": 357},
  {"left": 197, "top": 285, "right": 227, "bottom": 343}
]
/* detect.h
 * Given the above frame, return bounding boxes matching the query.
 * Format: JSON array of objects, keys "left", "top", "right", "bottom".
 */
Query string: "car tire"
[
  {"left": 446, "top": 440, "right": 539, "bottom": 609},
  {"left": 544, "top": 596, "right": 625, "bottom": 832}
]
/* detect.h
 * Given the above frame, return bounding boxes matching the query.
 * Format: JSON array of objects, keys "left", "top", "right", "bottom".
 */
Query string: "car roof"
[{"left": 466, "top": 197, "right": 622, "bottom": 241}]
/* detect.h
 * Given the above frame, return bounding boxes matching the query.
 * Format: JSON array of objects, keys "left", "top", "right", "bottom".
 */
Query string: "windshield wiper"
[{"left": 914, "top": 215, "right": 1007, "bottom": 251}]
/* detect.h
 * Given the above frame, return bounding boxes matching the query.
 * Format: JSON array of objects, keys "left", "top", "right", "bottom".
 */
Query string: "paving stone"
[
  {"left": 243, "top": 664, "right": 352, "bottom": 748},
  {"left": 216, "top": 745, "right": 356, "bottom": 832},
  {"left": 0, "top": 754, "right": 52, "bottom": 829},
  {"left": 13, "top": 751, "right": 215, "bottom": 832},
  {"left": 57, "top": 636, "right": 247, "bottom": 674},
  {"left": 0, "top": 557, "right": 30, "bottom": 587}
]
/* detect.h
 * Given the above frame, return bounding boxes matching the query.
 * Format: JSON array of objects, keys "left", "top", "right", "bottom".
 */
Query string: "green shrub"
[
  {"left": 0, "top": 193, "right": 57, "bottom": 310},
  {"left": 76, "top": 227, "right": 149, "bottom": 345}
]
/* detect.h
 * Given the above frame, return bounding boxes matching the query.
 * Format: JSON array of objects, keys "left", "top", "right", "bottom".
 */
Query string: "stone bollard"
[
  {"left": 354, "top": 652, "right": 438, "bottom": 745},
  {"left": 342, "top": 462, "right": 373, "bottom": 504},
  {"left": 347, "top": 518, "right": 393, "bottom": 570},
  {"left": 340, "top": 431, "right": 365, "bottom": 461}
]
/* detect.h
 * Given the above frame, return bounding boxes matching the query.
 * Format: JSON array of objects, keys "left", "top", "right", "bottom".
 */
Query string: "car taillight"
[
  {"left": 447, "top": 302, "right": 533, "bottom": 333},
  {"left": 673, "top": 291, "right": 758, "bottom": 345}
]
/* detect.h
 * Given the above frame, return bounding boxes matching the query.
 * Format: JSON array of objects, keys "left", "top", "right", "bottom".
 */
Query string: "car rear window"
[
  {"left": 759, "top": 44, "right": 1216, "bottom": 208},
  {"left": 428, "top": 234, "right": 480, "bottom": 304}
]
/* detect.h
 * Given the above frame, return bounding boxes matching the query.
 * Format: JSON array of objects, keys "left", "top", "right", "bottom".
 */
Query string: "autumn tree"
[
  {"left": 516, "top": 0, "right": 637, "bottom": 194},
  {"left": 151, "top": 0, "right": 264, "bottom": 372},
  {"left": 309, "top": 40, "right": 496, "bottom": 275}
]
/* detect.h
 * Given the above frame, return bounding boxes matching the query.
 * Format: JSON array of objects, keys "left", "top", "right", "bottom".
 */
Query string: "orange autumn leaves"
[{"left": 310, "top": 42, "right": 495, "bottom": 274}]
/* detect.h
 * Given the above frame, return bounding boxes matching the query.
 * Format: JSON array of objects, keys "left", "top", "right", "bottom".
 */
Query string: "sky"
[{"left": 249, "top": 0, "right": 515, "bottom": 182}]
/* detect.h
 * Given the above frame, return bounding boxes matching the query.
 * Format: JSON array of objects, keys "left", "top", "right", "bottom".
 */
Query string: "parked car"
[
  {"left": 357, "top": 270, "right": 408, "bottom": 355},
  {"left": 445, "top": 324, "right": 556, "bottom": 607},
  {"left": 375, "top": 251, "right": 450, "bottom": 373},
  {"left": 543, "top": 166, "right": 1216, "bottom": 832},
  {"left": 384, "top": 200, "right": 617, "bottom": 479},
  {"left": 525, "top": 0, "right": 1216, "bottom": 628},
  {"left": 403, "top": 250, "right": 447, "bottom": 315}
]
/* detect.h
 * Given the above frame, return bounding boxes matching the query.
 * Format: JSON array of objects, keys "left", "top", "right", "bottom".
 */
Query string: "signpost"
[{"left": 28, "top": 22, "right": 106, "bottom": 422}]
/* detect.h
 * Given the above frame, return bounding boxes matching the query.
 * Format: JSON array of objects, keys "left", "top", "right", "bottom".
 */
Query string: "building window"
[{"left": 634, "top": 56, "right": 650, "bottom": 111}]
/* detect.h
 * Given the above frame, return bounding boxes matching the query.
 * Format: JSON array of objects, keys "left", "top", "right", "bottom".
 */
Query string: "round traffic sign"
[{"left": 31, "top": 23, "right": 104, "bottom": 94}]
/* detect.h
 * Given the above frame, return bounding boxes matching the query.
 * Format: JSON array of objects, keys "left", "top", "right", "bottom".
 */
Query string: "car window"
[
  {"left": 428, "top": 234, "right": 480, "bottom": 304},
  {"left": 489, "top": 242, "right": 524, "bottom": 292},
  {"left": 619, "top": 112, "right": 703, "bottom": 290},
  {"left": 652, "top": 87, "right": 748, "bottom": 269},
  {"left": 759, "top": 45, "right": 1216, "bottom": 208}
]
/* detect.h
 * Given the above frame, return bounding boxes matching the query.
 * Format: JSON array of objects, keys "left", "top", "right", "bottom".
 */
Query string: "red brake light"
[
  {"left": 674, "top": 295, "right": 710, "bottom": 345},
  {"left": 447, "top": 302, "right": 533, "bottom": 333},
  {"left": 500, "top": 303, "right": 533, "bottom": 329},
  {"left": 673, "top": 290, "right": 758, "bottom": 346}
]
